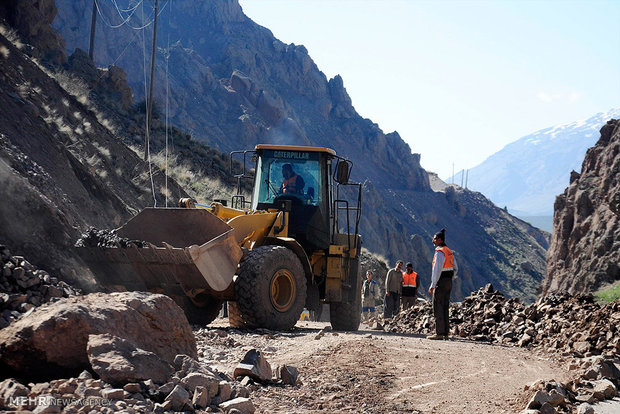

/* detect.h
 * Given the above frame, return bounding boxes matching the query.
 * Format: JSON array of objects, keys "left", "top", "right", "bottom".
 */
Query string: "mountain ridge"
[
  {"left": 455, "top": 108, "right": 620, "bottom": 217},
  {"left": 0, "top": 0, "right": 550, "bottom": 302}
]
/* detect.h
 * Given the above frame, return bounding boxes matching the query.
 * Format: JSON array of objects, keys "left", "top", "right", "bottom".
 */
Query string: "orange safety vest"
[
  {"left": 402, "top": 271, "right": 418, "bottom": 287},
  {"left": 432, "top": 246, "right": 454, "bottom": 271},
  {"left": 282, "top": 174, "right": 300, "bottom": 194}
]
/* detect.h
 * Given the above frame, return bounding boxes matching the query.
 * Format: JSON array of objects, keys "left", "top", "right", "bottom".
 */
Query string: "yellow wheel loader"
[{"left": 78, "top": 145, "right": 362, "bottom": 331}]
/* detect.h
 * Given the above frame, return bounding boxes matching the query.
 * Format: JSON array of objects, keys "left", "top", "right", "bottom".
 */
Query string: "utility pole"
[
  {"left": 145, "top": 0, "right": 159, "bottom": 161},
  {"left": 89, "top": 0, "right": 97, "bottom": 60},
  {"left": 465, "top": 169, "right": 469, "bottom": 189},
  {"left": 460, "top": 169, "right": 464, "bottom": 188},
  {"left": 451, "top": 163, "right": 455, "bottom": 185}
]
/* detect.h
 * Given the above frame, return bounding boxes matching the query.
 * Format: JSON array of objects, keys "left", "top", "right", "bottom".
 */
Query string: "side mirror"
[{"left": 335, "top": 160, "right": 351, "bottom": 184}]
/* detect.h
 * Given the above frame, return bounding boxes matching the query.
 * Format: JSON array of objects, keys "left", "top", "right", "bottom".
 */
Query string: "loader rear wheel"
[
  {"left": 182, "top": 295, "right": 223, "bottom": 326},
  {"left": 235, "top": 245, "right": 306, "bottom": 330},
  {"left": 227, "top": 301, "right": 246, "bottom": 328},
  {"left": 330, "top": 255, "right": 362, "bottom": 331},
  {"left": 330, "top": 290, "right": 362, "bottom": 331}
]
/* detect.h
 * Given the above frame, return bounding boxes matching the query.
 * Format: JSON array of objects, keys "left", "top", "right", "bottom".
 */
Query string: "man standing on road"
[
  {"left": 361, "top": 270, "right": 379, "bottom": 321},
  {"left": 384, "top": 260, "right": 403, "bottom": 319},
  {"left": 427, "top": 229, "right": 457, "bottom": 340},
  {"left": 401, "top": 262, "right": 418, "bottom": 310}
]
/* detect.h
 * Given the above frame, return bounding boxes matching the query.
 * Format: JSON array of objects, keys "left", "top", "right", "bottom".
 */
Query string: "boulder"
[
  {"left": 576, "top": 403, "right": 594, "bottom": 414},
  {"left": 87, "top": 334, "right": 174, "bottom": 385},
  {"left": 0, "top": 378, "right": 29, "bottom": 409},
  {"left": 219, "top": 397, "right": 255, "bottom": 414},
  {"left": 0, "top": 292, "right": 196, "bottom": 381},
  {"left": 100, "top": 388, "right": 124, "bottom": 400},
  {"left": 233, "top": 349, "right": 272, "bottom": 383},
  {"left": 278, "top": 365, "right": 299, "bottom": 385},
  {"left": 592, "top": 379, "right": 617, "bottom": 400},
  {"left": 527, "top": 390, "right": 564, "bottom": 409},
  {"left": 218, "top": 381, "right": 232, "bottom": 401},
  {"left": 180, "top": 372, "right": 219, "bottom": 396},
  {"left": 164, "top": 384, "right": 190, "bottom": 411},
  {"left": 192, "top": 385, "right": 209, "bottom": 409}
]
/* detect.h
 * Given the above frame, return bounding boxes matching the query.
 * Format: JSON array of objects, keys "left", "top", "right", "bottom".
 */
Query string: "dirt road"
[{"left": 199, "top": 319, "right": 569, "bottom": 413}]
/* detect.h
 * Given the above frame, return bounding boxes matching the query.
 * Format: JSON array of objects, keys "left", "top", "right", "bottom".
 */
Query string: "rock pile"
[
  {"left": 0, "top": 244, "right": 80, "bottom": 328},
  {"left": 385, "top": 284, "right": 620, "bottom": 358},
  {"left": 75, "top": 228, "right": 149, "bottom": 249},
  {"left": 520, "top": 356, "right": 620, "bottom": 414},
  {"left": 0, "top": 353, "right": 254, "bottom": 413},
  {"left": 384, "top": 284, "right": 620, "bottom": 412}
]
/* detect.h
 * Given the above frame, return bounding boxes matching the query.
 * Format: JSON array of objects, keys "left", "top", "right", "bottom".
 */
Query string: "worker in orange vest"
[
  {"left": 281, "top": 163, "right": 305, "bottom": 195},
  {"left": 427, "top": 228, "right": 457, "bottom": 340},
  {"left": 401, "top": 262, "right": 418, "bottom": 310}
]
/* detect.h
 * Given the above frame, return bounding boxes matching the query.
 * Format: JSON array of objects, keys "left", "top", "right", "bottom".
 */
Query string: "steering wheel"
[{"left": 273, "top": 194, "right": 302, "bottom": 207}]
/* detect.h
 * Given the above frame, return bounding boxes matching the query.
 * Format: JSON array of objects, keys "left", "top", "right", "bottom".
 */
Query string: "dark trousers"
[
  {"left": 384, "top": 292, "right": 400, "bottom": 319},
  {"left": 401, "top": 294, "right": 417, "bottom": 310},
  {"left": 432, "top": 275, "right": 453, "bottom": 335}
]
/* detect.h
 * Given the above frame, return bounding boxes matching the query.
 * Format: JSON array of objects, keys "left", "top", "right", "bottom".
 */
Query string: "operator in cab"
[{"left": 280, "top": 163, "right": 305, "bottom": 195}]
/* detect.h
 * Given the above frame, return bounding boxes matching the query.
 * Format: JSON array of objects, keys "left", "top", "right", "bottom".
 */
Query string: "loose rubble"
[
  {"left": 75, "top": 228, "right": 149, "bottom": 249},
  {"left": 0, "top": 353, "right": 254, "bottom": 413},
  {"left": 383, "top": 284, "right": 620, "bottom": 412},
  {"left": 1, "top": 242, "right": 617, "bottom": 412},
  {"left": 0, "top": 244, "right": 80, "bottom": 328},
  {"left": 385, "top": 284, "right": 619, "bottom": 358}
]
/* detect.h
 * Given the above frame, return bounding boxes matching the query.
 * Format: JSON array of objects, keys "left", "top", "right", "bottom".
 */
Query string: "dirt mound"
[{"left": 0, "top": 244, "right": 80, "bottom": 329}]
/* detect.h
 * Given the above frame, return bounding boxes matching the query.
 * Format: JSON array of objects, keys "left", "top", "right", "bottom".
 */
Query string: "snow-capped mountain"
[{"left": 455, "top": 109, "right": 620, "bottom": 220}]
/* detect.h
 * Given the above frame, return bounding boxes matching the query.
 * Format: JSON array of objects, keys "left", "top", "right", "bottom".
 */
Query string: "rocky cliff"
[
  {"left": 48, "top": 0, "right": 551, "bottom": 301},
  {"left": 544, "top": 119, "right": 620, "bottom": 294}
]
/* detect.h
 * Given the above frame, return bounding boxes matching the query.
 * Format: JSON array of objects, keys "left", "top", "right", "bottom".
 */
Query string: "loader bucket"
[{"left": 77, "top": 208, "right": 243, "bottom": 296}]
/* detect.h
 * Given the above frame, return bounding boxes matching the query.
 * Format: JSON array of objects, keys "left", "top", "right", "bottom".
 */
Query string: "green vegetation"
[
  {"left": 594, "top": 281, "right": 620, "bottom": 303},
  {"left": 150, "top": 150, "right": 240, "bottom": 203}
]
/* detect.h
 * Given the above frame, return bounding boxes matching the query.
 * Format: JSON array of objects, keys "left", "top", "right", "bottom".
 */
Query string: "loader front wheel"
[
  {"left": 235, "top": 245, "right": 306, "bottom": 330},
  {"left": 182, "top": 295, "right": 223, "bottom": 326}
]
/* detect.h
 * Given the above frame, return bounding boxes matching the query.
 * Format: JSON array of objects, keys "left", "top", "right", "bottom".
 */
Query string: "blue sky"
[{"left": 239, "top": 0, "right": 620, "bottom": 178}]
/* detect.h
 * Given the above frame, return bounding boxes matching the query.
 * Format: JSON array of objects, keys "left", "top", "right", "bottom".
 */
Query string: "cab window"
[{"left": 253, "top": 150, "right": 322, "bottom": 207}]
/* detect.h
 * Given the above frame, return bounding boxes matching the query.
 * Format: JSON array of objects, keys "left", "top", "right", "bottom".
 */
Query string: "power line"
[
  {"left": 109, "top": 0, "right": 143, "bottom": 27},
  {"left": 95, "top": 0, "right": 168, "bottom": 31},
  {"left": 94, "top": 0, "right": 138, "bottom": 29}
]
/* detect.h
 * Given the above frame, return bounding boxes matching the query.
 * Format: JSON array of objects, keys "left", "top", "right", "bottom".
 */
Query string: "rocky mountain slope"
[
  {"left": 456, "top": 109, "right": 620, "bottom": 218},
  {"left": 0, "top": 6, "right": 189, "bottom": 289},
  {"left": 543, "top": 119, "right": 620, "bottom": 295},
  {"left": 50, "top": 0, "right": 548, "bottom": 301}
]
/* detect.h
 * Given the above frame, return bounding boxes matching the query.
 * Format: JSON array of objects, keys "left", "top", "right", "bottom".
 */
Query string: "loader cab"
[{"left": 252, "top": 145, "right": 334, "bottom": 251}]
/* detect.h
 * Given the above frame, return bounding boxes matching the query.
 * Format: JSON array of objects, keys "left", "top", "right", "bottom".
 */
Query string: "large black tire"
[
  {"left": 330, "top": 259, "right": 362, "bottom": 331},
  {"left": 182, "top": 295, "right": 223, "bottom": 326},
  {"left": 235, "top": 245, "right": 307, "bottom": 330}
]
